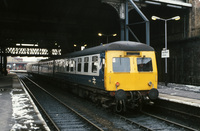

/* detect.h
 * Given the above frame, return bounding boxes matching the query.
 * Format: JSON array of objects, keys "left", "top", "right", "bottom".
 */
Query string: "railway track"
[
  {"left": 18, "top": 74, "right": 104, "bottom": 131},
  {"left": 17, "top": 73, "right": 200, "bottom": 130},
  {"left": 142, "top": 101, "right": 200, "bottom": 130},
  {"left": 116, "top": 111, "right": 198, "bottom": 131}
]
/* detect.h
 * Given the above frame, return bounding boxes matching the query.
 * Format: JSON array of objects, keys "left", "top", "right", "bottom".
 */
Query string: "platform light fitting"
[
  {"left": 98, "top": 33, "right": 102, "bottom": 36},
  {"left": 145, "top": 1, "right": 161, "bottom": 5},
  {"left": 151, "top": 16, "right": 161, "bottom": 21},
  {"left": 113, "top": 34, "right": 117, "bottom": 37},
  {"left": 151, "top": 16, "right": 180, "bottom": 21},
  {"left": 16, "top": 43, "right": 38, "bottom": 46},
  {"left": 98, "top": 33, "right": 117, "bottom": 37},
  {"left": 167, "top": 4, "right": 182, "bottom": 9},
  {"left": 171, "top": 16, "right": 180, "bottom": 21}
]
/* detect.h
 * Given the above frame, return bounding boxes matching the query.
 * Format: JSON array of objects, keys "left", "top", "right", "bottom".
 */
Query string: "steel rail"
[
  {"left": 114, "top": 113, "right": 153, "bottom": 131},
  {"left": 155, "top": 105, "right": 200, "bottom": 119},
  {"left": 23, "top": 76, "right": 104, "bottom": 131},
  {"left": 19, "top": 77, "right": 60, "bottom": 131},
  {"left": 141, "top": 111, "right": 198, "bottom": 131}
]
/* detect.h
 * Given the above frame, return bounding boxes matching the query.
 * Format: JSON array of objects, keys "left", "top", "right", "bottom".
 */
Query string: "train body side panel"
[{"left": 104, "top": 51, "right": 158, "bottom": 91}]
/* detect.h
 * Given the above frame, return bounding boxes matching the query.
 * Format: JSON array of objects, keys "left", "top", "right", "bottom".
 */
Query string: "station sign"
[{"left": 161, "top": 49, "right": 170, "bottom": 58}]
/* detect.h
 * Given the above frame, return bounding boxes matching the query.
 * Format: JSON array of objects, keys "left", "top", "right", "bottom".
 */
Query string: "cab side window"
[{"left": 92, "top": 56, "right": 98, "bottom": 73}]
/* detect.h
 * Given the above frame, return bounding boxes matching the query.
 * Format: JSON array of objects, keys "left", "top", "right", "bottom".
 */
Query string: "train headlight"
[{"left": 148, "top": 81, "right": 152, "bottom": 86}]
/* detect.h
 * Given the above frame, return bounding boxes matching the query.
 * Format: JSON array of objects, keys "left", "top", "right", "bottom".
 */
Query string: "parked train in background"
[{"left": 27, "top": 41, "right": 159, "bottom": 112}]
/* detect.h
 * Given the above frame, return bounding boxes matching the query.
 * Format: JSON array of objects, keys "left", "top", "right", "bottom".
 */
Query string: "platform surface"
[
  {"left": 0, "top": 73, "right": 49, "bottom": 130},
  {"left": 158, "top": 83, "right": 200, "bottom": 108}
]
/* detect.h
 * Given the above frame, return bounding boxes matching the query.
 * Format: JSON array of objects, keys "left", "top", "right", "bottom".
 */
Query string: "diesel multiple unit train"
[{"left": 27, "top": 41, "right": 159, "bottom": 112}]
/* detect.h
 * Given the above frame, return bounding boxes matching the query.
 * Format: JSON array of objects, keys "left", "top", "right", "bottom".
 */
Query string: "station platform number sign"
[{"left": 161, "top": 49, "right": 170, "bottom": 58}]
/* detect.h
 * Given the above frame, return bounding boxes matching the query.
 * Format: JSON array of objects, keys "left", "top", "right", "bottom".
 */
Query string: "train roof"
[
  {"left": 63, "top": 41, "right": 154, "bottom": 58},
  {"left": 40, "top": 41, "right": 154, "bottom": 62}
]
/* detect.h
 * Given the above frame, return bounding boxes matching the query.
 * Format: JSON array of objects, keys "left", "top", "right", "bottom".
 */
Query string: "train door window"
[
  {"left": 84, "top": 57, "right": 89, "bottom": 72},
  {"left": 69, "top": 59, "right": 75, "bottom": 72},
  {"left": 66, "top": 59, "right": 69, "bottom": 72},
  {"left": 92, "top": 56, "right": 98, "bottom": 73},
  {"left": 62, "top": 60, "right": 65, "bottom": 72},
  {"left": 113, "top": 57, "right": 130, "bottom": 72},
  {"left": 137, "top": 58, "right": 153, "bottom": 72},
  {"left": 55, "top": 60, "right": 58, "bottom": 72},
  {"left": 59, "top": 60, "right": 62, "bottom": 72},
  {"left": 78, "top": 58, "right": 82, "bottom": 72}
]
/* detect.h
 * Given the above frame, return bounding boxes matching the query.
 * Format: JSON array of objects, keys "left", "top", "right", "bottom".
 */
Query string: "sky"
[{"left": 20, "top": 57, "right": 48, "bottom": 62}]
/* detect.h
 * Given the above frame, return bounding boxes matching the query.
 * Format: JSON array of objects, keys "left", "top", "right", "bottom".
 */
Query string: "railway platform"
[
  {"left": 0, "top": 73, "right": 49, "bottom": 130},
  {"left": 158, "top": 83, "right": 200, "bottom": 108}
]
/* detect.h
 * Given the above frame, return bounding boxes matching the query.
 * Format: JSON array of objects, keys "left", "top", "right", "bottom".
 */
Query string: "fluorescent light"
[
  {"left": 145, "top": 1, "right": 161, "bottom": 5},
  {"left": 21, "top": 44, "right": 35, "bottom": 46},
  {"left": 167, "top": 4, "right": 182, "bottom": 9}
]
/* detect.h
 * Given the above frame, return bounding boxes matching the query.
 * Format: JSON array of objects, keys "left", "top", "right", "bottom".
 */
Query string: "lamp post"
[
  {"left": 152, "top": 16, "right": 180, "bottom": 86},
  {"left": 98, "top": 33, "right": 117, "bottom": 43}
]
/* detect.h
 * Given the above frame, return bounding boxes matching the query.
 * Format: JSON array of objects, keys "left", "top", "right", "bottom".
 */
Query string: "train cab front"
[{"left": 104, "top": 50, "right": 158, "bottom": 112}]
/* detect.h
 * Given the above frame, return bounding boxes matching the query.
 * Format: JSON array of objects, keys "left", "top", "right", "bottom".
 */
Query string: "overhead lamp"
[
  {"left": 98, "top": 33, "right": 102, "bottom": 36},
  {"left": 152, "top": 16, "right": 180, "bottom": 21},
  {"left": 167, "top": 4, "right": 182, "bottom": 9},
  {"left": 145, "top": 1, "right": 161, "bottom": 5},
  {"left": 151, "top": 16, "right": 161, "bottom": 20},
  {"left": 113, "top": 34, "right": 117, "bottom": 37},
  {"left": 171, "top": 16, "right": 180, "bottom": 21}
]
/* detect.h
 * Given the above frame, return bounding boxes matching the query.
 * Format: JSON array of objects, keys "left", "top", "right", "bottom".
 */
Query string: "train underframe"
[
  {"left": 69, "top": 84, "right": 158, "bottom": 112},
  {"left": 31, "top": 74, "right": 158, "bottom": 112}
]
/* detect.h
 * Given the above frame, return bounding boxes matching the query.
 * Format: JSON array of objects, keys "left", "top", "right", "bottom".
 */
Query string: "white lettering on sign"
[{"left": 161, "top": 50, "right": 170, "bottom": 58}]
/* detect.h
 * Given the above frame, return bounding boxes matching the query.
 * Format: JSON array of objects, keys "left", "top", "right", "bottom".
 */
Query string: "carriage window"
[
  {"left": 84, "top": 57, "right": 89, "bottom": 72},
  {"left": 137, "top": 58, "right": 153, "bottom": 72},
  {"left": 113, "top": 57, "right": 130, "bottom": 72},
  {"left": 78, "top": 58, "right": 82, "bottom": 72},
  {"left": 92, "top": 56, "right": 98, "bottom": 73}
]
